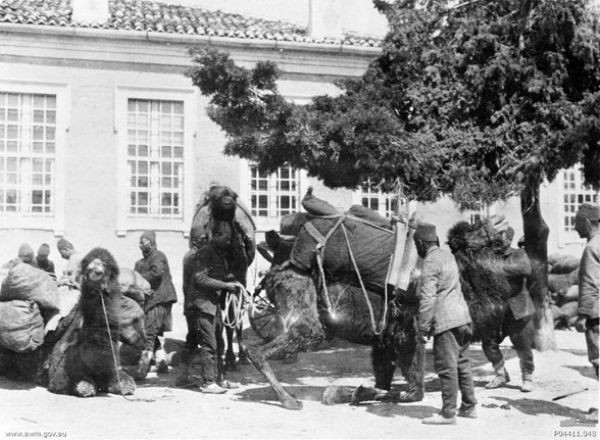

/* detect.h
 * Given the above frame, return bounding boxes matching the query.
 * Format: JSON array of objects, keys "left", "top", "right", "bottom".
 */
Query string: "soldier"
[
  {"left": 414, "top": 222, "right": 477, "bottom": 425},
  {"left": 574, "top": 203, "right": 599, "bottom": 423}
]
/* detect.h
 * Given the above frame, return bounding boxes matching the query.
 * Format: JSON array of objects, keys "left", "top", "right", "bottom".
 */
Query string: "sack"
[
  {"left": 548, "top": 273, "right": 574, "bottom": 295},
  {"left": 120, "top": 296, "right": 146, "bottom": 349},
  {"left": 280, "top": 212, "right": 310, "bottom": 236},
  {"left": 301, "top": 190, "right": 339, "bottom": 216},
  {"left": 44, "top": 287, "right": 81, "bottom": 336},
  {"left": 119, "top": 268, "right": 151, "bottom": 305},
  {"left": 0, "top": 300, "right": 45, "bottom": 353},
  {"left": 190, "top": 188, "right": 256, "bottom": 264},
  {"left": 347, "top": 205, "right": 392, "bottom": 230},
  {"left": 0, "top": 262, "right": 59, "bottom": 312},
  {"left": 548, "top": 254, "right": 580, "bottom": 274},
  {"left": 291, "top": 215, "right": 396, "bottom": 292}
]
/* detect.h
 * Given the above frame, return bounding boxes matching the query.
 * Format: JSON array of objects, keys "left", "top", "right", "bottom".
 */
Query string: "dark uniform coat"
[{"left": 135, "top": 247, "right": 177, "bottom": 312}]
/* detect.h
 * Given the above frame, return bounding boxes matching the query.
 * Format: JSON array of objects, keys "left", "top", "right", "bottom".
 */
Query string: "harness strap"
[
  {"left": 340, "top": 223, "right": 388, "bottom": 336},
  {"left": 305, "top": 217, "right": 345, "bottom": 316}
]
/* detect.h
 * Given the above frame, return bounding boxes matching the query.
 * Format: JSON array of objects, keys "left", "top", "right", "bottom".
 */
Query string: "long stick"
[{"left": 552, "top": 387, "right": 589, "bottom": 401}]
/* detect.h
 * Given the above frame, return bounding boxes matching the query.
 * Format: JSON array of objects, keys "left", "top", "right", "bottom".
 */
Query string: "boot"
[
  {"left": 486, "top": 367, "right": 510, "bottom": 389},
  {"left": 520, "top": 374, "right": 534, "bottom": 393},
  {"left": 135, "top": 350, "right": 153, "bottom": 380},
  {"left": 155, "top": 349, "right": 169, "bottom": 374}
]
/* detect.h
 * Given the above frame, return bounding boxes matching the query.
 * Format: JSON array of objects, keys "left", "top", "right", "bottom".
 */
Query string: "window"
[
  {"left": 357, "top": 180, "right": 406, "bottom": 218},
  {"left": 562, "top": 168, "right": 599, "bottom": 232},
  {"left": 250, "top": 165, "right": 301, "bottom": 218},
  {"left": 127, "top": 99, "right": 184, "bottom": 219},
  {"left": 464, "top": 204, "right": 489, "bottom": 224},
  {"left": 115, "top": 86, "right": 195, "bottom": 235},
  {"left": 0, "top": 92, "right": 56, "bottom": 215}
]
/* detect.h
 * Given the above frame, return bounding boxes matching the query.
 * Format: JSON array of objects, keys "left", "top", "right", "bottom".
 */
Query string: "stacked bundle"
[
  {"left": 0, "top": 261, "right": 80, "bottom": 382},
  {"left": 548, "top": 254, "right": 580, "bottom": 329}
]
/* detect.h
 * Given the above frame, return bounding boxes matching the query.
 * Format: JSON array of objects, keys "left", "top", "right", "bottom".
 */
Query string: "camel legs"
[{"left": 245, "top": 334, "right": 305, "bottom": 410}]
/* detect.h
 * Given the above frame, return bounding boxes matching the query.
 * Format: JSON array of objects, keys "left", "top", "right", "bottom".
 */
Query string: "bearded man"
[{"left": 134, "top": 231, "right": 178, "bottom": 379}]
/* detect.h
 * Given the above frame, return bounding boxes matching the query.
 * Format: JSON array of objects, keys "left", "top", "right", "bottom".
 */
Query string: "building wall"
[
  {"left": 0, "top": 29, "right": 373, "bottom": 293},
  {"left": 0, "top": 26, "right": 594, "bottom": 296}
]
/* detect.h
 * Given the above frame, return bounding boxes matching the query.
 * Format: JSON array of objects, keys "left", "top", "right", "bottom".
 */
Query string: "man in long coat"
[{"left": 134, "top": 230, "right": 178, "bottom": 379}]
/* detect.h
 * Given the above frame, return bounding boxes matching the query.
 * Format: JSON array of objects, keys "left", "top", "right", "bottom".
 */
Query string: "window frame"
[
  {"left": 240, "top": 159, "right": 308, "bottom": 232},
  {"left": 114, "top": 86, "right": 196, "bottom": 236},
  {"left": 557, "top": 166, "right": 600, "bottom": 245},
  {"left": 0, "top": 80, "right": 68, "bottom": 235},
  {"left": 352, "top": 180, "right": 406, "bottom": 219}
]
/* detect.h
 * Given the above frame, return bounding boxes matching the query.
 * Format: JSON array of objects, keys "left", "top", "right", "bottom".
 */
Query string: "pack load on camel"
[
  {"left": 246, "top": 190, "right": 555, "bottom": 410},
  {"left": 244, "top": 188, "right": 425, "bottom": 410},
  {"left": 0, "top": 255, "right": 149, "bottom": 392}
]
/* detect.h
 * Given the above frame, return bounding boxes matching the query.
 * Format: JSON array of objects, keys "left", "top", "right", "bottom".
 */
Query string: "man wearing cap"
[
  {"left": 175, "top": 224, "right": 207, "bottom": 387},
  {"left": 180, "top": 220, "right": 240, "bottom": 394},
  {"left": 134, "top": 230, "right": 178, "bottom": 380},
  {"left": 56, "top": 238, "right": 83, "bottom": 288},
  {"left": 17, "top": 243, "right": 36, "bottom": 266},
  {"left": 35, "top": 243, "right": 56, "bottom": 280},
  {"left": 574, "top": 202, "right": 599, "bottom": 422},
  {"left": 483, "top": 226, "right": 536, "bottom": 392},
  {"left": 414, "top": 222, "right": 476, "bottom": 425}
]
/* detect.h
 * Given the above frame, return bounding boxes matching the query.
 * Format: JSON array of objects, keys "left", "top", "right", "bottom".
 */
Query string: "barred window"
[
  {"left": 127, "top": 99, "right": 184, "bottom": 219},
  {"left": 358, "top": 180, "right": 404, "bottom": 218},
  {"left": 250, "top": 165, "right": 300, "bottom": 218},
  {"left": 0, "top": 92, "right": 55, "bottom": 215},
  {"left": 562, "top": 168, "right": 599, "bottom": 232}
]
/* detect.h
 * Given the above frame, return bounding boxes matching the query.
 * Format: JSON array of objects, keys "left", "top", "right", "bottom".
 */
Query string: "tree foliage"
[{"left": 186, "top": 0, "right": 600, "bottom": 209}]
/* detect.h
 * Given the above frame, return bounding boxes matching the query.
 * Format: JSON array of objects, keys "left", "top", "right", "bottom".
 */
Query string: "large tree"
[{"left": 186, "top": 0, "right": 600, "bottom": 348}]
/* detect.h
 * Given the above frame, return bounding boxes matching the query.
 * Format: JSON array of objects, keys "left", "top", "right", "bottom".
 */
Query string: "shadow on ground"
[{"left": 492, "top": 396, "right": 597, "bottom": 427}]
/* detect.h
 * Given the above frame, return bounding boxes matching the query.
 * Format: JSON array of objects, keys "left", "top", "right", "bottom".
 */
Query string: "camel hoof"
[
  {"left": 398, "top": 390, "right": 423, "bottom": 403},
  {"left": 74, "top": 380, "right": 97, "bottom": 398},
  {"left": 108, "top": 372, "right": 136, "bottom": 395},
  {"left": 282, "top": 399, "right": 303, "bottom": 411}
]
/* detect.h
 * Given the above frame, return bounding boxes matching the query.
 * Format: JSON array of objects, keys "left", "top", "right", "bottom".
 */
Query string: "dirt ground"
[{"left": 0, "top": 304, "right": 598, "bottom": 440}]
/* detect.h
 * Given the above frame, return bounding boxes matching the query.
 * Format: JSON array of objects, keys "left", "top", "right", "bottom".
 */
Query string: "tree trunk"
[{"left": 520, "top": 176, "right": 556, "bottom": 351}]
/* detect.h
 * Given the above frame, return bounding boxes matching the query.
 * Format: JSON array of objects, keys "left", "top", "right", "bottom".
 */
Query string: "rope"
[
  {"left": 222, "top": 282, "right": 255, "bottom": 329},
  {"left": 340, "top": 223, "right": 388, "bottom": 335},
  {"left": 99, "top": 290, "right": 154, "bottom": 402}
]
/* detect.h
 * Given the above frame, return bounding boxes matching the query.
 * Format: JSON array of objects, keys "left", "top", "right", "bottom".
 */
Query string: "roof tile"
[{"left": 0, "top": 0, "right": 381, "bottom": 47}]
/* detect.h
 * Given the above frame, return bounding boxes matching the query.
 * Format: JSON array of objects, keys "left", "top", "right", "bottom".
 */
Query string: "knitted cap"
[
  {"left": 414, "top": 222, "right": 438, "bottom": 242},
  {"left": 577, "top": 203, "right": 600, "bottom": 221},
  {"left": 140, "top": 230, "right": 156, "bottom": 244}
]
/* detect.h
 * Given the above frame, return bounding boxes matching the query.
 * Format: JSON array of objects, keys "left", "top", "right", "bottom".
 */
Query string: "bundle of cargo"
[
  {"left": 0, "top": 262, "right": 60, "bottom": 352},
  {"left": 548, "top": 253, "right": 580, "bottom": 329},
  {"left": 118, "top": 268, "right": 152, "bottom": 305},
  {"left": 0, "top": 261, "right": 78, "bottom": 382},
  {"left": 190, "top": 184, "right": 256, "bottom": 260}
]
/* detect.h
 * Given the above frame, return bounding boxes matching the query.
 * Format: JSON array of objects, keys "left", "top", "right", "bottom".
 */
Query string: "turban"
[{"left": 577, "top": 203, "right": 600, "bottom": 221}]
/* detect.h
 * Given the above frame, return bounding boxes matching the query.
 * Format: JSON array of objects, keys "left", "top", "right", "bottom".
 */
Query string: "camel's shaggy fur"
[{"left": 62, "top": 248, "right": 135, "bottom": 397}]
